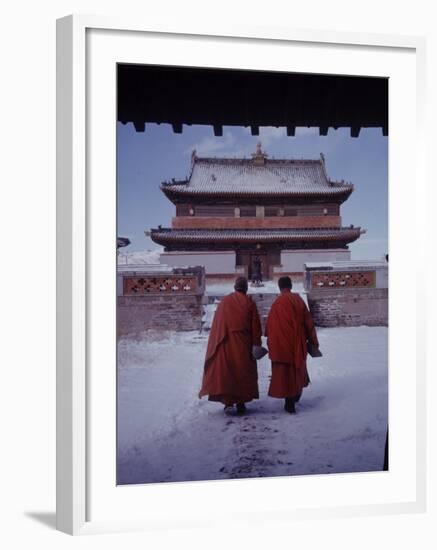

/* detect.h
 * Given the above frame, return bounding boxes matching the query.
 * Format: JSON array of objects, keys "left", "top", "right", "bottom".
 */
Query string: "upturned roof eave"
[
  {"left": 150, "top": 227, "right": 363, "bottom": 246},
  {"left": 160, "top": 186, "right": 354, "bottom": 202}
]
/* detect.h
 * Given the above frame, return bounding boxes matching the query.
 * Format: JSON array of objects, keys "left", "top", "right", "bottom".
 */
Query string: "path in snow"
[{"left": 117, "top": 327, "right": 388, "bottom": 485}]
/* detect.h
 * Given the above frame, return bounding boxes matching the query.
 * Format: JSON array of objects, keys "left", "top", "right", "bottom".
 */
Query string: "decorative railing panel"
[
  {"left": 311, "top": 270, "right": 376, "bottom": 289},
  {"left": 123, "top": 275, "right": 199, "bottom": 295}
]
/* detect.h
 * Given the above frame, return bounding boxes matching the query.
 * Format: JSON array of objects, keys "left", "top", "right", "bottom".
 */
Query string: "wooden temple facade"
[{"left": 150, "top": 144, "right": 364, "bottom": 280}]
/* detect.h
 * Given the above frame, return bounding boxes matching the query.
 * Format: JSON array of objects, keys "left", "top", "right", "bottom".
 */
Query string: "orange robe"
[
  {"left": 265, "top": 290, "right": 319, "bottom": 399},
  {"left": 199, "top": 291, "right": 262, "bottom": 405}
]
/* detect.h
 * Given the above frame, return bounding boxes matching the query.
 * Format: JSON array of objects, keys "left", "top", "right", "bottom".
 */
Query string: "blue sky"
[{"left": 117, "top": 123, "right": 388, "bottom": 260}]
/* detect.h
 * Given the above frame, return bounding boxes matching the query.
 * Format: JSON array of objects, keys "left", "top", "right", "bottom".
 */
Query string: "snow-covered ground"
[{"left": 117, "top": 326, "right": 388, "bottom": 485}]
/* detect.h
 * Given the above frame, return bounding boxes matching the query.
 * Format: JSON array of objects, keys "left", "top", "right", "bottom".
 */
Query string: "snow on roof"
[
  {"left": 117, "top": 248, "right": 163, "bottom": 266},
  {"left": 161, "top": 153, "right": 353, "bottom": 197}
]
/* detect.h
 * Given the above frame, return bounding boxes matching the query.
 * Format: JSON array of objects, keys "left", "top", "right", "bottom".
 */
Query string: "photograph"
[{"left": 115, "top": 64, "right": 389, "bottom": 485}]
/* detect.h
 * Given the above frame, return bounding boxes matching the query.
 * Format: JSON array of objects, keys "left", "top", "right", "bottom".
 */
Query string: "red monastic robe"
[
  {"left": 199, "top": 291, "right": 262, "bottom": 405},
  {"left": 265, "top": 290, "right": 319, "bottom": 399}
]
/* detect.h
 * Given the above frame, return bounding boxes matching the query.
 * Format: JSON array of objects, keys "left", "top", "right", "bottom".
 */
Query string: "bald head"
[
  {"left": 234, "top": 276, "right": 248, "bottom": 294},
  {"left": 278, "top": 276, "right": 292, "bottom": 291}
]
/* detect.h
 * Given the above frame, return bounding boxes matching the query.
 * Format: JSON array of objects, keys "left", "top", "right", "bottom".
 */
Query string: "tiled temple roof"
[
  {"left": 150, "top": 227, "right": 363, "bottom": 245},
  {"left": 161, "top": 147, "right": 354, "bottom": 200}
]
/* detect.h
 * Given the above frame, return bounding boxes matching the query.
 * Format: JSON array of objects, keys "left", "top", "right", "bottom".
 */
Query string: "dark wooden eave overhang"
[
  {"left": 160, "top": 184, "right": 354, "bottom": 205},
  {"left": 150, "top": 227, "right": 363, "bottom": 246},
  {"left": 118, "top": 65, "right": 388, "bottom": 138}
]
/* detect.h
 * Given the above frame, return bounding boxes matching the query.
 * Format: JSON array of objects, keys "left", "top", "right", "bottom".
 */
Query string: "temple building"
[{"left": 149, "top": 144, "right": 365, "bottom": 281}]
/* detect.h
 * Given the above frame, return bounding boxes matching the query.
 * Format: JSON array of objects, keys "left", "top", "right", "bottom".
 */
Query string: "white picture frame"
[{"left": 56, "top": 14, "right": 427, "bottom": 535}]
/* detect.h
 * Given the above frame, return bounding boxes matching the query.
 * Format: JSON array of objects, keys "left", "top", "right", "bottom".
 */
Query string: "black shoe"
[
  {"left": 294, "top": 391, "right": 302, "bottom": 404},
  {"left": 224, "top": 405, "right": 234, "bottom": 415},
  {"left": 236, "top": 403, "right": 247, "bottom": 415},
  {"left": 284, "top": 398, "right": 296, "bottom": 414}
]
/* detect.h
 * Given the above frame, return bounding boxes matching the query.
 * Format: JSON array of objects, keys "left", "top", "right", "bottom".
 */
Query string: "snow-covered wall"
[
  {"left": 117, "top": 266, "right": 206, "bottom": 334},
  {"left": 305, "top": 262, "right": 389, "bottom": 327},
  {"left": 277, "top": 249, "right": 351, "bottom": 274},
  {"left": 304, "top": 261, "right": 388, "bottom": 291}
]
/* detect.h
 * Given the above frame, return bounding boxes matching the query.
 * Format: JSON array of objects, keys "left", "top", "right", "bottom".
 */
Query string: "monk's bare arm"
[{"left": 251, "top": 301, "right": 262, "bottom": 346}]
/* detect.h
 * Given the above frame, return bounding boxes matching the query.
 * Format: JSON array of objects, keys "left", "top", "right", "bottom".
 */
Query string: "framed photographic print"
[{"left": 56, "top": 15, "right": 427, "bottom": 535}]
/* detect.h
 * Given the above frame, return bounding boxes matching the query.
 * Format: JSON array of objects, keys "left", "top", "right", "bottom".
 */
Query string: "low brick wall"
[
  {"left": 117, "top": 265, "right": 205, "bottom": 335},
  {"left": 117, "top": 294, "right": 203, "bottom": 335},
  {"left": 307, "top": 288, "right": 388, "bottom": 327}
]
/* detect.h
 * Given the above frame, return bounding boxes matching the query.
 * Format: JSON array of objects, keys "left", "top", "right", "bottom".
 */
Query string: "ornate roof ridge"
[
  {"left": 191, "top": 143, "right": 325, "bottom": 165},
  {"left": 193, "top": 156, "right": 323, "bottom": 165}
]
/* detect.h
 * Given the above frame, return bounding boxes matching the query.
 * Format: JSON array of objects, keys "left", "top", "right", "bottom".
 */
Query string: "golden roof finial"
[{"left": 252, "top": 142, "right": 268, "bottom": 165}]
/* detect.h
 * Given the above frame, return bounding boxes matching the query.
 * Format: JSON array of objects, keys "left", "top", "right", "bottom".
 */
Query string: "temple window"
[{"left": 240, "top": 206, "right": 256, "bottom": 217}]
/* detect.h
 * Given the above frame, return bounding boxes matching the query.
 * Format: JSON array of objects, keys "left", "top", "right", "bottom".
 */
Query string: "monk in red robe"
[
  {"left": 199, "top": 277, "right": 262, "bottom": 415},
  {"left": 265, "top": 276, "right": 319, "bottom": 414}
]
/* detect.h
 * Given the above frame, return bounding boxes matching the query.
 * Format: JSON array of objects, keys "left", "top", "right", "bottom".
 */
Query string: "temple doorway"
[
  {"left": 237, "top": 251, "right": 279, "bottom": 281},
  {"left": 248, "top": 252, "right": 267, "bottom": 281}
]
